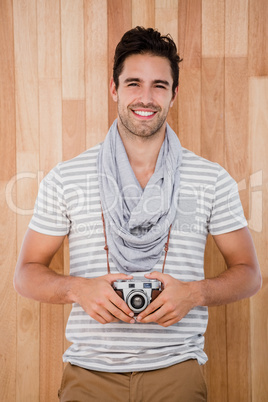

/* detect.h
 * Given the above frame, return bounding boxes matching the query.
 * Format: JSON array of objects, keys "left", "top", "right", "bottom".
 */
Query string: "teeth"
[{"left": 134, "top": 110, "right": 155, "bottom": 117}]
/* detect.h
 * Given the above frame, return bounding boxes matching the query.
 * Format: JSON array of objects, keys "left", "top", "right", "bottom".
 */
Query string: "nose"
[{"left": 138, "top": 85, "right": 153, "bottom": 105}]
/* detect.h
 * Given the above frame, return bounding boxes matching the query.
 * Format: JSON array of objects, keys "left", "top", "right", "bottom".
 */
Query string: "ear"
[
  {"left": 170, "top": 86, "right": 178, "bottom": 108},
  {"left": 110, "top": 77, "right": 118, "bottom": 102}
]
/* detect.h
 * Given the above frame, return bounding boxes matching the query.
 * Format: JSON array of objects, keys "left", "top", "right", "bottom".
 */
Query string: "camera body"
[{"left": 113, "top": 279, "right": 162, "bottom": 314}]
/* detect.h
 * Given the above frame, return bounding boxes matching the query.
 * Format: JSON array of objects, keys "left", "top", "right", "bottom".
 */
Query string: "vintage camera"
[{"left": 113, "top": 279, "right": 162, "bottom": 314}]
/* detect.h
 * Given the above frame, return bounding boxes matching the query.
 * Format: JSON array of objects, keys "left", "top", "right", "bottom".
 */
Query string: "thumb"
[{"left": 144, "top": 271, "right": 166, "bottom": 284}]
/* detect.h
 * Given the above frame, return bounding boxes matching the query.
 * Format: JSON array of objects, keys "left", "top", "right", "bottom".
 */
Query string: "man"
[{"left": 14, "top": 27, "right": 261, "bottom": 401}]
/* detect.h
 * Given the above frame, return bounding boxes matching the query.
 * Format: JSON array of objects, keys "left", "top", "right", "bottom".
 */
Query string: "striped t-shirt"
[{"left": 29, "top": 144, "right": 247, "bottom": 372}]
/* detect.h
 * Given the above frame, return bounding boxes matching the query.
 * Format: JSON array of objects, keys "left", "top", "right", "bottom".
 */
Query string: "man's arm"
[
  {"left": 137, "top": 227, "right": 262, "bottom": 326},
  {"left": 195, "top": 226, "right": 262, "bottom": 306},
  {"left": 14, "top": 228, "right": 135, "bottom": 324}
]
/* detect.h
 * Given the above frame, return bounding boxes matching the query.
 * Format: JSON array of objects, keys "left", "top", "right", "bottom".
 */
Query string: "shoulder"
[
  {"left": 58, "top": 143, "right": 101, "bottom": 172},
  {"left": 47, "top": 144, "right": 101, "bottom": 180},
  {"left": 180, "top": 148, "right": 238, "bottom": 195},
  {"left": 180, "top": 148, "right": 225, "bottom": 182},
  {"left": 181, "top": 148, "right": 221, "bottom": 171}
]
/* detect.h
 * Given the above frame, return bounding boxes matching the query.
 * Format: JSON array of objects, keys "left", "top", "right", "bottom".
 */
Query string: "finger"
[
  {"left": 136, "top": 295, "right": 164, "bottom": 321},
  {"left": 156, "top": 311, "right": 177, "bottom": 325},
  {"left": 157, "top": 317, "right": 177, "bottom": 327},
  {"left": 107, "top": 301, "right": 135, "bottom": 323},
  {"left": 110, "top": 291, "right": 134, "bottom": 317},
  {"left": 106, "top": 273, "right": 133, "bottom": 284},
  {"left": 144, "top": 271, "right": 166, "bottom": 283},
  {"left": 137, "top": 303, "right": 168, "bottom": 324},
  {"left": 92, "top": 309, "right": 120, "bottom": 324},
  {"left": 107, "top": 298, "right": 135, "bottom": 324}
]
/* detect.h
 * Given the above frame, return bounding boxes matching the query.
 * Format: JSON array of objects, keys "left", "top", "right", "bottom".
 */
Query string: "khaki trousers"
[{"left": 58, "top": 359, "right": 207, "bottom": 402}]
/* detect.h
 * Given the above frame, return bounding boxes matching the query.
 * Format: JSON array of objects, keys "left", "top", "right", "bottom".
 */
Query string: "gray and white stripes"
[{"left": 29, "top": 144, "right": 247, "bottom": 372}]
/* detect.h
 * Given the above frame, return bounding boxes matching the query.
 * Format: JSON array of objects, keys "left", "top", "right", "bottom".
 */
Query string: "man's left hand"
[{"left": 136, "top": 272, "right": 200, "bottom": 327}]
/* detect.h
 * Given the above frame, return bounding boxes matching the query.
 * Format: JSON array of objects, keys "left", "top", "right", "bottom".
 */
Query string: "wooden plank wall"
[{"left": 0, "top": 0, "right": 267, "bottom": 401}]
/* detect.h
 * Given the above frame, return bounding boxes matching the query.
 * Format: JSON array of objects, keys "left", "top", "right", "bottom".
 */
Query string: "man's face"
[{"left": 110, "top": 53, "right": 177, "bottom": 139}]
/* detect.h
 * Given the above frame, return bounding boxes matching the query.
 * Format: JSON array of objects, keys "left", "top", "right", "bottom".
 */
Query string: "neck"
[{"left": 118, "top": 123, "right": 166, "bottom": 188}]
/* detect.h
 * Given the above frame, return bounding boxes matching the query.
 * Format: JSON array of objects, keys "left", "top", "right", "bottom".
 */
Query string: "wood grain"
[
  {"left": 62, "top": 100, "right": 86, "bottom": 159},
  {"left": 0, "top": 6, "right": 16, "bottom": 399},
  {"left": 84, "top": 0, "right": 108, "bottom": 147},
  {"left": 108, "top": 0, "right": 132, "bottom": 126},
  {"left": 248, "top": 0, "right": 268, "bottom": 76},
  {"left": 39, "top": 80, "right": 62, "bottom": 173},
  {"left": 13, "top": 0, "right": 40, "bottom": 399},
  {"left": 37, "top": 0, "right": 61, "bottom": 80},
  {"left": 61, "top": 0, "right": 85, "bottom": 99},
  {"left": 178, "top": 0, "right": 201, "bottom": 69},
  {"left": 201, "top": 58, "right": 224, "bottom": 165},
  {"left": 37, "top": 2, "right": 63, "bottom": 399},
  {"left": 1, "top": 1, "right": 267, "bottom": 400},
  {"left": 178, "top": 68, "right": 201, "bottom": 154},
  {"left": 132, "top": 0, "right": 155, "bottom": 28},
  {"left": 203, "top": 236, "right": 228, "bottom": 402},
  {"left": 225, "top": 0, "right": 248, "bottom": 57},
  {"left": 155, "top": 0, "right": 179, "bottom": 133},
  {"left": 40, "top": 249, "right": 65, "bottom": 402},
  {"left": 177, "top": 0, "right": 201, "bottom": 154},
  {"left": 249, "top": 77, "right": 268, "bottom": 402},
  {"left": 202, "top": 0, "right": 225, "bottom": 57},
  {"left": 225, "top": 57, "right": 249, "bottom": 208},
  {"left": 224, "top": 57, "right": 251, "bottom": 401}
]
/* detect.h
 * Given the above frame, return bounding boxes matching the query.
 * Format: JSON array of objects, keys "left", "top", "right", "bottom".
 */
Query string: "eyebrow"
[{"left": 123, "top": 78, "right": 170, "bottom": 86}]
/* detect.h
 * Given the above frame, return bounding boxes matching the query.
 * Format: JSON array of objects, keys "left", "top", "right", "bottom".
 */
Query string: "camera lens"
[
  {"left": 127, "top": 291, "right": 148, "bottom": 313},
  {"left": 131, "top": 295, "right": 145, "bottom": 309}
]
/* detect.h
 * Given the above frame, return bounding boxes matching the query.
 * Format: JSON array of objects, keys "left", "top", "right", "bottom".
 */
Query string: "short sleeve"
[
  {"left": 29, "top": 164, "right": 71, "bottom": 236},
  {"left": 208, "top": 167, "right": 248, "bottom": 235}
]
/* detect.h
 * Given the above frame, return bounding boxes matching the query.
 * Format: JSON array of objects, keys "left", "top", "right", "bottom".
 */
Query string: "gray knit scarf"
[{"left": 97, "top": 119, "right": 182, "bottom": 274}]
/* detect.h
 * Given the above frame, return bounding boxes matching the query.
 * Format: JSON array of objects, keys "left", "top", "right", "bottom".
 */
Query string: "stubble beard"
[{"left": 117, "top": 103, "right": 169, "bottom": 140}]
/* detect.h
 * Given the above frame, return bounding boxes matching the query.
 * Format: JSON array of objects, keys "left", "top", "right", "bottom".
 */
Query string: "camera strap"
[{"left": 101, "top": 210, "right": 172, "bottom": 275}]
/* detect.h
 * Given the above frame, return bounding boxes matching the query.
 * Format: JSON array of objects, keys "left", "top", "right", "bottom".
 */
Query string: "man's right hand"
[{"left": 72, "top": 274, "right": 136, "bottom": 324}]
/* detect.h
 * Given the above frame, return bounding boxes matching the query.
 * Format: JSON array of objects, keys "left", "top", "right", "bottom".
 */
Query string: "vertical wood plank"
[
  {"left": 40, "top": 249, "right": 65, "bottom": 402},
  {"left": 227, "top": 300, "right": 251, "bottom": 401},
  {"left": 203, "top": 237, "right": 228, "bottom": 402},
  {"left": 84, "top": 0, "right": 109, "bottom": 148},
  {"left": 178, "top": 69, "right": 201, "bottom": 153},
  {"left": 225, "top": 0, "right": 248, "bottom": 57},
  {"left": 177, "top": 0, "right": 201, "bottom": 154},
  {"left": 248, "top": 0, "right": 268, "bottom": 76},
  {"left": 224, "top": 58, "right": 249, "bottom": 182},
  {"left": 201, "top": 58, "right": 225, "bottom": 164},
  {"left": 37, "top": 1, "right": 63, "bottom": 400},
  {"left": 13, "top": 0, "right": 40, "bottom": 400},
  {"left": 62, "top": 100, "right": 86, "bottom": 159},
  {"left": 108, "top": 0, "right": 132, "bottom": 126},
  {"left": 202, "top": 0, "right": 225, "bottom": 57},
  {"left": 37, "top": 0, "right": 61, "bottom": 80},
  {"left": 155, "top": 0, "right": 179, "bottom": 133},
  {"left": 225, "top": 58, "right": 251, "bottom": 401},
  {"left": 61, "top": 0, "right": 85, "bottom": 99},
  {"left": 178, "top": 0, "right": 201, "bottom": 70},
  {"left": 132, "top": 0, "right": 155, "bottom": 28},
  {"left": 249, "top": 77, "right": 268, "bottom": 402},
  {"left": 0, "top": 0, "right": 16, "bottom": 399},
  {"left": 39, "top": 80, "right": 62, "bottom": 174},
  {"left": 201, "top": 2, "right": 226, "bottom": 392}
]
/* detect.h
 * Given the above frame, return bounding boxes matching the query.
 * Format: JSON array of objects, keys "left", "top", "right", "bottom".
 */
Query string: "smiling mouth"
[{"left": 132, "top": 110, "right": 157, "bottom": 118}]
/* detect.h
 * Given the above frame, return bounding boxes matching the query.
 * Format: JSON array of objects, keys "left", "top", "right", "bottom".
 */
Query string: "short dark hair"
[{"left": 113, "top": 26, "right": 182, "bottom": 97}]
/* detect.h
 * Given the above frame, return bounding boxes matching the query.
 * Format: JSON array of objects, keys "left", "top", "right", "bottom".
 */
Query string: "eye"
[
  {"left": 155, "top": 84, "right": 166, "bottom": 89},
  {"left": 127, "top": 83, "right": 139, "bottom": 87}
]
